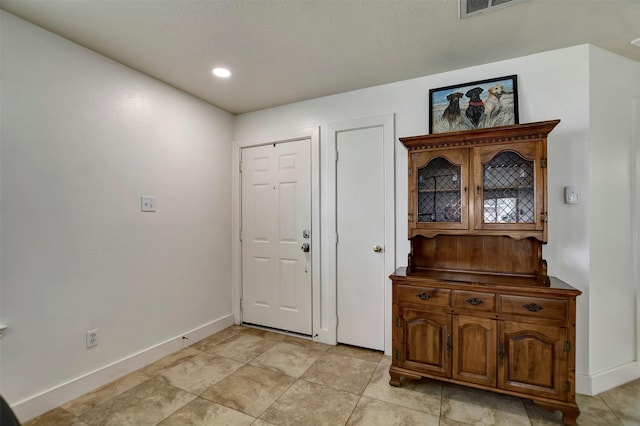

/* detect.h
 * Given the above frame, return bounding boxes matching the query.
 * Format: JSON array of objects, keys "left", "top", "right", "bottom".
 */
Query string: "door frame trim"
[
  {"left": 633, "top": 97, "right": 640, "bottom": 377},
  {"left": 232, "top": 127, "right": 320, "bottom": 337},
  {"left": 324, "top": 114, "right": 395, "bottom": 353}
]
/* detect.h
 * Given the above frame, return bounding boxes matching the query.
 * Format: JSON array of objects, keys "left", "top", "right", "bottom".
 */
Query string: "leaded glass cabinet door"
[
  {"left": 473, "top": 142, "right": 546, "bottom": 236},
  {"left": 410, "top": 149, "right": 469, "bottom": 234}
]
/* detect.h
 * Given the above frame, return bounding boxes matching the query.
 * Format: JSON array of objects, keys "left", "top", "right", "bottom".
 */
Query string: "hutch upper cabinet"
[
  {"left": 390, "top": 120, "right": 582, "bottom": 426},
  {"left": 402, "top": 120, "right": 562, "bottom": 286},
  {"left": 406, "top": 121, "right": 549, "bottom": 241}
]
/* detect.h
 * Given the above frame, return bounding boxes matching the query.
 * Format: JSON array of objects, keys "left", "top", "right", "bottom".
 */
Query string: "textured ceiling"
[{"left": 2, "top": 0, "right": 639, "bottom": 114}]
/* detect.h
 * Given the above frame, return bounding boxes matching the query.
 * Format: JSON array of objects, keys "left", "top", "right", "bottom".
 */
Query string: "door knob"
[
  {"left": 373, "top": 245, "right": 383, "bottom": 253},
  {"left": 301, "top": 243, "right": 310, "bottom": 253}
]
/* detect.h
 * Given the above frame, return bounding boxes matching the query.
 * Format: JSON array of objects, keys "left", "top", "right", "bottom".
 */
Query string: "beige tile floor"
[{"left": 24, "top": 325, "right": 640, "bottom": 426}]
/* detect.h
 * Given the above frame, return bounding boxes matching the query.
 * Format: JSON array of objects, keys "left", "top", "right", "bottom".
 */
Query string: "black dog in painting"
[
  {"left": 442, "top": 92, "right": 464, "bottom": 129},
  {"left": 465, "top": 87, "right": 484, "bottom": 126}
]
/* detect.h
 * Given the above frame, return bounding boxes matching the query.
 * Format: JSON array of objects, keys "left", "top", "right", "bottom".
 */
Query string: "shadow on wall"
[{"left": 1, "top": 395, "right": 21, "bottom": 426}]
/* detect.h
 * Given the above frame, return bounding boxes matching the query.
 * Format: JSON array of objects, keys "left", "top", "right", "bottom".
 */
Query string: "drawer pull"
[
  {"left": 416, "top": 292, "right": 432, "bottom": 301},
  {"left": 522, "top": 303, "right": 544, "bottom": 312},
  {"left": 465, "top": 297, "right": 484, "bottom": 306}
]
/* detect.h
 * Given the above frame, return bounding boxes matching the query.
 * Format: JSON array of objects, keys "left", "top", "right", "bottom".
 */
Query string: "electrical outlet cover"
[
  {"left": 86, "top": 329, "right": 99, "bottom": 348},
  {"left": 141, "top": 196, "right": 156, "bottom": 212}
]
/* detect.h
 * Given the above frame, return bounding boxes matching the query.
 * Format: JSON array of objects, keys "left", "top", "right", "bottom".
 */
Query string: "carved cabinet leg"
[
  {"left": 389, "top": 369, "right": 402, "bottom": 387},
  {"left": 389, "top": 367, "right": 422, "bottom": 387},
  {"left": 533, "top": 400, "right": 580, "bottom": 426},
  {"left": 560, "top": 406, "right": 580, "bottom": 426}
]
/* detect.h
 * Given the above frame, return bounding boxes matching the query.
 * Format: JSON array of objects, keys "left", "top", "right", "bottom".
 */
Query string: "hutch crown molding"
[{"left": 390, "top": 120, "right": 582, "bottom": 425}]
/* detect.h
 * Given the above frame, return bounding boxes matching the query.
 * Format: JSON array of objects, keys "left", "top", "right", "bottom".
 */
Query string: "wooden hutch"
[{"left": 390, "top": 120, "right": 582, "bottom": 425}]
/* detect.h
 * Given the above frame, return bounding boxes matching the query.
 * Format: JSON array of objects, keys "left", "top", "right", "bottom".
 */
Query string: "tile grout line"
[
  {"left": 253, "top": 370, "right": 299, "bottom": 423},
  {"left": 343, "top": 393, "right": 363, "bottom": 426},
  {"left": 342, "top": 357, "right": 387, "bottom": 426},
  {"left": 26, "top": 326, "right": 639, "bottom": 425},
  {"left": 596, "top": 394, "right": 626, "bottom": 426}
]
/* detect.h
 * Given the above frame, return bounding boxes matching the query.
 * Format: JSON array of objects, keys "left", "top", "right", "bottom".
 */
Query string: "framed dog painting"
[{"left": 429, "top": 75, "right": 519, "bottom": 134}]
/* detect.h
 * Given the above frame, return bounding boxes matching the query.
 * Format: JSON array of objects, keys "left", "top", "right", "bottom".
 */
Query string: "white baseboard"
[
  {"left": 576, "top": 360, "right": 640, "bottom": 396},
  {"left": 13, "top": 314, "right": 234, "bottom": 423}
]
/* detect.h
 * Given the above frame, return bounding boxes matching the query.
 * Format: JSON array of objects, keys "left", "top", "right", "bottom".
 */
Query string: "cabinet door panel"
[
  {"left": 411, "top": 149, "right": 469, "bottom": 231},
  {"left": 473, "top": 142, "right": 545, "bottom": 232},
  {"left": 401, "top": 309, "right": 451, "bottom": 377},
  {"left": 453, "top": 316, "right": 496, "bottom": 386},
  {"left": 499, "top": 322, "right": 568, "bottom": 400}
]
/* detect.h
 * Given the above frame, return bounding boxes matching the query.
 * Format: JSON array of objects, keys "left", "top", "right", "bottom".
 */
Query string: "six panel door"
[{"left": 241, "top": 140, "right": 312, "bottom": 335}]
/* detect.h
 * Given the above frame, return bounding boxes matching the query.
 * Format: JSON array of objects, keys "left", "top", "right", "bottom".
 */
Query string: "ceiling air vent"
[{"left": 460, "top": 0, "right": 528, "bottom": 18}]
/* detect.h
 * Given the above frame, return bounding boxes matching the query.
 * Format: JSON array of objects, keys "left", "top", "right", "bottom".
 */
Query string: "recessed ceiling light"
[
  {"left": 631, "top": 38, "right": 640, "bottom": 48},
  {"left": 212, "top": 67, "right": 232, "bottom": 78}
]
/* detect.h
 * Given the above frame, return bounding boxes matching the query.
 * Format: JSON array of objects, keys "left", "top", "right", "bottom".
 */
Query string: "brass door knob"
[{"left": 373, "top": 245, "right": 383, "bottom": 253}]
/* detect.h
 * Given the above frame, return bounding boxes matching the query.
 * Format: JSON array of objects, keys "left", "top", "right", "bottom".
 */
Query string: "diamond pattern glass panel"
[
  {"left": 417, "top": 157, "right": 461, "bottom": 223},
  {"left": 482, "top": 151, "right": 534, "bottom": 223}
]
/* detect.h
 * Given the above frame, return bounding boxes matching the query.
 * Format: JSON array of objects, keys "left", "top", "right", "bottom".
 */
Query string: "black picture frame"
[{"left": 429, "top": 74, "right": 519, "bottom": 134}]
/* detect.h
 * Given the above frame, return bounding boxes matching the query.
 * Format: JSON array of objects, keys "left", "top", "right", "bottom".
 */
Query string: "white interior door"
[
  {"left": 336, "top": 126, "right": 386, "bottom": 350},
  {"left": 241, "top": 140, "right": 312, "bottom": 335}
]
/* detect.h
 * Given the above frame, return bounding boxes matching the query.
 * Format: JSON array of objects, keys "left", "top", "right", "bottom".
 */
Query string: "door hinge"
[
  {"left": 239, "top": 161, "right": 243, "bottom": 172},
  {"left": 408, "top": 168, "right": 413, "bottom": 177},
  {"left": 396, "top": 317, "right": 401, "bottom": 327},
  {"left": 541, "top": 158, "right": 547, "bottom": 168},
  {"left": 408, "top": 213, "right": 414, "bottom": 222},
  {"left": 563, "top": 381, "right": 570, "bottom": 393},
  {"left": 395, "top": 350, "right": 400, "bottom": 360},
  {"left": 239, "top": 230, "right": 243, "bottom": 241},
  {"left": 541, "top": 212, "right": 548, "bottom": 223},
  {"left": 564, "top": 341, "right": 571, "bottom": 352},
  {"left": 240, "top": 298, "right": 243, "bottom": 310},
  {"left": 335, "top": 150, "right": 339, "bottom": 162}
]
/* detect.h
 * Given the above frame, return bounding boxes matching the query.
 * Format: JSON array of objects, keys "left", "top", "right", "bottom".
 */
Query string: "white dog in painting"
[{"left": 483, "top": 85, "right": 504, "bottom": 119}]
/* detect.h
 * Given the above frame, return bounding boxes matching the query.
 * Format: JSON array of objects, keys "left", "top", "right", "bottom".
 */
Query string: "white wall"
[
  {"left": 0, "top": 11, "right": 235, "bottom": 419},
  {"left": 1, "top": 11, "right": 638, "bottom": 422},
  {"left": 587, "top": 46, "right": 640, "bottom": 392},
  {"left": 235, "top": 44, "right": 640, "bottom": 394}
]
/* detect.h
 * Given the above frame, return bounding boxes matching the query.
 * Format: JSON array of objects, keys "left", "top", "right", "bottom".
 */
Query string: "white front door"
[
  {"left": 241, "top": 140, "right": 312, "bottom": 335},
  {"left": 336, "top": 126, "right": 386, "bottom": 350}
]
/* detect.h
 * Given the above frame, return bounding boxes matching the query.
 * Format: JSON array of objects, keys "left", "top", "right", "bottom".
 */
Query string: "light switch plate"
[
  {"left": 564, "top": 186, "right": 580, "bottom": 205},
  {"left": 141, "top": 196, "right": 156, "bottom": 212}
]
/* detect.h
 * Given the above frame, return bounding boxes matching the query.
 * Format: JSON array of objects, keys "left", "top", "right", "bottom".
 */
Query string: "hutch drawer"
[
  {"left": 396, "top": 284, "right": 451, "bottom": 307},
  {"left": 452, "top": 290, "right": 496, "bottom": 312},
  {"left": 499, "top": 294, "right": 568, "bottom": 321}
]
